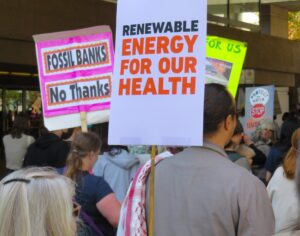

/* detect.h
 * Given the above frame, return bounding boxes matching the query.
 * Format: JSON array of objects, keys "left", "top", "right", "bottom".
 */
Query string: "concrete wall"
[
  {"left": 0, "top": 0, "right": 116, "bottom": 66},
  {"left": 1, "top": 0, "right": 300, "bottom": 83},
  {"left": 208, "top": 24, "right": 300, "bottom": 75},
  {"left": 261, "top": 4, "right": 288, "bottom": 38}
]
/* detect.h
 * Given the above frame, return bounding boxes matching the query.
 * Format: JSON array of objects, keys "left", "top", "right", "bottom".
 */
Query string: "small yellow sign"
[{"left": 206, "top": 36, "right": 247, "bottom": 97}]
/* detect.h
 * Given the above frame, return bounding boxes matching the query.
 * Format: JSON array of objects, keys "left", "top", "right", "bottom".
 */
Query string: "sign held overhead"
[
  {"left": 33, "top": 26, "right": 114, "bottom": 130},
  {"left": 109, "top": 0, "right": 207, "bottom": 146}
]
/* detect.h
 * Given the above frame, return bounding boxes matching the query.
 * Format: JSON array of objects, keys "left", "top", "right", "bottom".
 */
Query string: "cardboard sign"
[
  {"left": 245, "top": 85, "right": 275, "bottom": 134},
  {"left": 109, "top": 0, "right": 207, "bottom": 146},
  {"left": 33, "top": 26, "right": 114, "bottom": 130},
  {"left": 205, "top": 36, "right": 247, "bottom": 97}
]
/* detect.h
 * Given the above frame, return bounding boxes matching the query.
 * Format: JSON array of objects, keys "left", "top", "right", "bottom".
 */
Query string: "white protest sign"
[{"left": 109, "top": 0, "right": 207, "bottom": 146}]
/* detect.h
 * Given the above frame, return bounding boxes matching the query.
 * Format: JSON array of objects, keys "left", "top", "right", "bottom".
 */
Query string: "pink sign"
[{"left": 34, "top": 27, "right": 114, "bottom": 117}]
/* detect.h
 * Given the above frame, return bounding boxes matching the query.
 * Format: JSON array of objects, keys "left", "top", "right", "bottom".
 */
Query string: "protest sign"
[
  {"left": 33, "top": 26, "right": 114, "bottom": 131},
  {"left": 205, "top": 36, "right": 247, "bottom": 97},
  {"left": 109, "top": 0, "right": 207, "bottom": 146},
  {"left": 245, "top": 85, "right": 275, "bottom": 134}
]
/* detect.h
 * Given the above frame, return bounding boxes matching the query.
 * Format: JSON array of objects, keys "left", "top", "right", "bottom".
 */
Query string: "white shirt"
[
  {"left": 267, "top": 166, "right": 299, "bottom": 233},
  {"left": 3, "top": 134, "right": 35, "bottom": 170}
]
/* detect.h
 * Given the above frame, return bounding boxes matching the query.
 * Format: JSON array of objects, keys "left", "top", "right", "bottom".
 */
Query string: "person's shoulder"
[
  {"left": 93, "top": 156, "right": 107, "bottom": 170},
  {"left": 56, "top": 167, "right": 65, "bottom": 175},
  {"left": 273, "top": 166, "right": 284, "bottom": 177},
  {"left": 268, "top": 166, "right": 287, "bottom": 186},
  {"left": 84, "top": 173, "right": 112, "bottom": 194},
  {"left": 22, "top": 134, "right": 35, "bottom": 142},
  {"left": 274, "top": 230, "right": 300, "bottom": 236},
  {"left": 23, "top": 134, "right": 34, "bottom": 139},
  {"left": 161, "top": 147, "right": 246, "bottom": 173},
  {"left": 237, "top": 167, "right": 266, "bottom": 190},
  {"left": 2, "top": 134, "right": 11, "bottom": 141},
  {"left": 268, "top": 145, "right": 285, "bottom": 157},
  {"left": 57, "top": 139, "right": 70, "bottom": 150},
  {"left": 85, "top": 173, "right": 106, "bottom": 184}
]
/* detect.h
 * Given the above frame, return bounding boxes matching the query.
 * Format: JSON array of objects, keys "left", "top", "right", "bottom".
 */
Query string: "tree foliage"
[{"left": 288, "top": 11, "right": 300, "bottom": 40}]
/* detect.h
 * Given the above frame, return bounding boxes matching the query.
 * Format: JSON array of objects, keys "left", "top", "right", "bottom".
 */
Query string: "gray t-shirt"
[
  {"left": 146, "top": 141, "right": 275, "bottom": 236},
  {"left": 3, "top": 134, "right": 35, "bottom": 170}
]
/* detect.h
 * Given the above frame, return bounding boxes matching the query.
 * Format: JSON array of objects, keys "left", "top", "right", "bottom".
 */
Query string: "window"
[
  {"left": 230, "top": 0, "right": 260, "bottom": 25},
  {"left": 208, "top": 0, "right": 260, "bottom": 31},
  {"left": 208, "top": 0, "right": 228, "bottom": 18}
]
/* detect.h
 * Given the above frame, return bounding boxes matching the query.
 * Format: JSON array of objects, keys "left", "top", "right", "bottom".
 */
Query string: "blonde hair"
[
  {"left": 283, "top": 128, "right": 300, "bottom": 179},
  {"left": 66, "top": 132, "right": 101, "bottom": 181},
  {"left": 0, "top": 167, "right": 76, "bottom": 236}
]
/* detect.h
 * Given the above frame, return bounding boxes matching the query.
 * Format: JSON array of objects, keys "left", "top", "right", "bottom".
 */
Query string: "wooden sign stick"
[
  {"left": 80, "top": 112, "right": 88, "bottom": 132},
  {"left": 148, "top": 145, "right": 156, "bottom": 236}
]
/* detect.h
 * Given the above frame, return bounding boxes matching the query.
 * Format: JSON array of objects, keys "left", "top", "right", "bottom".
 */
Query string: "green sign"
[{"left": 206, "top": 36, "right": 247, "bottom": 97}]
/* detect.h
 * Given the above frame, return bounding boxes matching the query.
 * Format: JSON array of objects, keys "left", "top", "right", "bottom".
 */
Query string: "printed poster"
[
  {"left": 245, "top": 85, "right": 275, "bottom": 134},
  {"left": 109, "top": 0, "right": 207, "bottom": 146}
]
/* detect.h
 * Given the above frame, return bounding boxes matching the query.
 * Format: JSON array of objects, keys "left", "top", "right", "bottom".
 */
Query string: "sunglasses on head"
[{"left": 73, "top": 201, "right": 81, "bottom": 218}]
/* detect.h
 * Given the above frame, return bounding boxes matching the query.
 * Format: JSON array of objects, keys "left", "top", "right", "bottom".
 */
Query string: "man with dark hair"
[{"left": 142, "top": 84, "right": 274, "bottom": 236}]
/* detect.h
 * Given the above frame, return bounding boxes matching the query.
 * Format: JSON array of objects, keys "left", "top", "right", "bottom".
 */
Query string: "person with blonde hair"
[
  {"left": 62, "top": 131, "right": 120, "bottom": 236},
  {"left": 267, "top": 128, "right": 300, "bottom": 234},
  {"left": 0, "top": 167, "right": 76, "bottom": 236}
]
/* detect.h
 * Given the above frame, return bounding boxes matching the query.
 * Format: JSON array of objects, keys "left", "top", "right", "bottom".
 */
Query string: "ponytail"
[
  {"left": 65, "top": 132, "right": 101, "bottom": 181},
  {"left": 283, "top": 147, "right": 297, "bottom": 179},
  {"left": 65, "top": 151, "right": 85, "bottom": 181},
  {"left": 283, "top": 128, "right": 300, "bottom": 179}
]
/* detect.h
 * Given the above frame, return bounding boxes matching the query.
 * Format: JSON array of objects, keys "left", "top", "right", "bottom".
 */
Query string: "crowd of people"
[{"left": 1, "top": 83, "right": 300, "bottom": 235}]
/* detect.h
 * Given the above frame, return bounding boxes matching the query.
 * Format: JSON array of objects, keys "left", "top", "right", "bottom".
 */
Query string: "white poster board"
[{"left": 109, "top": 0, "right": 207, "bottom": 146}]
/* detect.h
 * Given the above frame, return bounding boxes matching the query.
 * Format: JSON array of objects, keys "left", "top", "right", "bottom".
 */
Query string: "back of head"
[
  {"left": 107, "top": 145, "right": 129, "bottom": 157},
  {"left": 0, "top": 167, "right": 75, "bottom": 236},
  {"left": 11, "top": 114, "right": 29, "bottom": 139},
  {"left": 283, "top": 128, "right": 300, "bottom": 179},
  {"left": 204, "top": 83, "right": 236, "bottom": 137},
  {"left": 233, "top": 120, "right": 243, "bottom": 136},
  {"left": 225, "top": 120, "right": 243, "bottom": 149},
  {"left": 282, "top": 112, "right": 290, "bottom": 122},
  {"left": 97, "top": 121, "right": 129, "bottom": 155},
  {"left": 66, "top": 132, "right": 101, "bottom": 180},
  {"left": 279, "top": 114, "right": 299, "bottom": 147}
]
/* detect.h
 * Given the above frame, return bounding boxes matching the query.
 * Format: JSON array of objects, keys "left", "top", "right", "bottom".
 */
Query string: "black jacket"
[{"left": 23, "top": 133, "right": 70, "bottom": 168}]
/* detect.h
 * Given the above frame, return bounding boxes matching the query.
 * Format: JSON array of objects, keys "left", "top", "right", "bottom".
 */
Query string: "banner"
[
  {"left": 33, "top": 26, "right": 114, "bottom": 130},
  {"left": 109, "top": 0, "right": 207, "bottom": 146},
  {"left": 205, "top": 36, "right": 247, "bottom": 97},
  {"left": 244, "top": 85, "right": 275, "bottom": 134}
]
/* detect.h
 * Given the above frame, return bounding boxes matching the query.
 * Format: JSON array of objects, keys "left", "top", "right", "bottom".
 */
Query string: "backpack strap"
[{"left": 80, "top": 208, "right": 105, "bottom": 236}]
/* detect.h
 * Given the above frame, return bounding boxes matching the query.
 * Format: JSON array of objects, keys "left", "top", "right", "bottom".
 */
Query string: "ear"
[
  {"left": 88, "top": 151, "right": 94, "bottom": 160},
  {"left": 224, "top": 114, "right": 235, "bottom": 132}
]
